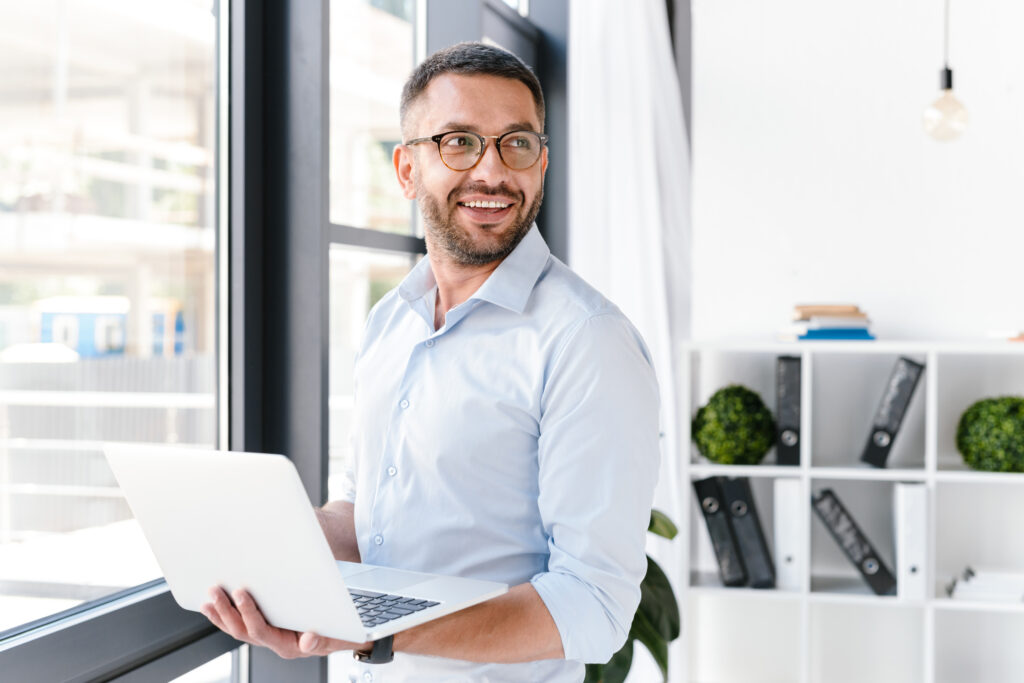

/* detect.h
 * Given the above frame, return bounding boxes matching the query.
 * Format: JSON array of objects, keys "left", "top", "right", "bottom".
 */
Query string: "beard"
[{"left": 415, "top": 173, "right": 544, "bottom": 267}]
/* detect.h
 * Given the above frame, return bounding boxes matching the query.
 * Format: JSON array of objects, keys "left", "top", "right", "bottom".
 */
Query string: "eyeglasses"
[{"left": 404, "top": 130, "right": 549, "bottom": 171}]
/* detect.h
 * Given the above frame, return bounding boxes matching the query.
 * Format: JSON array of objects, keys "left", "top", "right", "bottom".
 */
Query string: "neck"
[{"left": 427, "top": 241, "right": 504, "bottom": 331}]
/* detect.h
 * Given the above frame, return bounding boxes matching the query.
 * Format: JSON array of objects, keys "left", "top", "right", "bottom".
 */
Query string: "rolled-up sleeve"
[{"left": 530, "top": 311, "right": 661, "bottom": 663}]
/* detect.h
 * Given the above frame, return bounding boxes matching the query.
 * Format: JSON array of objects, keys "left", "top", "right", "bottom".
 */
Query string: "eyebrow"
[{"left": 436, "top": 121, "right": 539, "bottom": 135}]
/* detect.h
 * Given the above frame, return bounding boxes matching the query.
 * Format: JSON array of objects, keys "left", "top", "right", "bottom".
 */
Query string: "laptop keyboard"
[{"left": 349, "top": 588, "right": 441, "bottom": 628}]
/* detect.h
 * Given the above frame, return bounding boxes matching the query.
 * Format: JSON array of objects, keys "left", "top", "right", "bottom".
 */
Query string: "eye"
[
  {"left": 442, "top": 134, "right": 477, "bottom": 149},
  {"left": 502, "top": 133, "right": 534, "bottom": 150}
]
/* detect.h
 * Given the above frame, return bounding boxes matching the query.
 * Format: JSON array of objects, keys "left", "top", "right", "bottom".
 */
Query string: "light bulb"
[{"left": 923, "top": 68, "right": 968, "bottom": 141}]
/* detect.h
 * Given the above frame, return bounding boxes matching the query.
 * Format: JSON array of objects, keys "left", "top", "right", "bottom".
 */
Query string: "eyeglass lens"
[{"left": 438, "top": 132, "right": 542, "bottom": 170}]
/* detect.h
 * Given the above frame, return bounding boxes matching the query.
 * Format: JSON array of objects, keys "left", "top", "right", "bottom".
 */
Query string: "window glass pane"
[
  {"left": 0, "top": 0, "right": 218, "bottom": 633},
  {"left": 329, "top": 0, "right": 417, "bottom": 235},
  {"left": 327, "top": 245, "right": 416, "bottom": 503}
]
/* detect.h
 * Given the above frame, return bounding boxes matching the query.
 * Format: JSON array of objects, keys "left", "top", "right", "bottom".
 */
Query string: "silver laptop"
[{"left": 104, "top": 445, "right": 507, "bottom": 642}]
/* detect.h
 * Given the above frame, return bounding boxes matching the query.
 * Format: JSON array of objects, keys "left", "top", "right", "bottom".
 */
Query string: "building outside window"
[{"left": 0, "top": 0, "right": 219, "bottom": 638}]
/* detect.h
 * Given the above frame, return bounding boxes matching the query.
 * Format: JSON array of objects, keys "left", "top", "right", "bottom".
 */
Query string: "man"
[{"left": 201, "top": 42, "right": 660, "bottom": 682}]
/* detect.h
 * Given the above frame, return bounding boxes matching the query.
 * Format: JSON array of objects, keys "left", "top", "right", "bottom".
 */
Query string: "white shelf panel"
[
  {"left": 686, "top": 340, "right": 1024, "bottom": 355},
  {"left": 935, "top": 467, "right": 1024, "bottom": 484},
  {"left": 932, "top": 597, "right": 1024, "bottom": 614},
  {"left": 688, "top": 570, "right": 802, "bottom": 601},
  {"left": 688, "top": 463, "right": 801, "bottom": 478},
  {"left": 688, "top": 464, "right": 934, "bottom": 481},
  {"left": 810, "top": 575, "right": 897, "bottom": 601},
  {"left": 809, "top": 466, "right": 926, "bottom": 481}
]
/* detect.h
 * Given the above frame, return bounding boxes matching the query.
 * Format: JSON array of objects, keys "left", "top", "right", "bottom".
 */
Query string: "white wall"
[{"left": 691, "top": 0, "right": 1024, "bottom": 341}]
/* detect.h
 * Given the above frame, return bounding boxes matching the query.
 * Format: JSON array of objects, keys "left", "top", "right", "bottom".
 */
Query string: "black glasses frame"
[{"left": 405, "top": 130, "right": 549, "bottom": 171}]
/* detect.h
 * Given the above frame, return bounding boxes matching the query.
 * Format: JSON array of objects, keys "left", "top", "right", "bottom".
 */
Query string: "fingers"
[
  {"left": 202, "top": 587, "right": 251, "bottom": 643},
  {"left": 232, "top": 589, "right": 303, "bottom": 658},
  {"left": 200, "top": 587, "right": 355, "bottom": 659}
]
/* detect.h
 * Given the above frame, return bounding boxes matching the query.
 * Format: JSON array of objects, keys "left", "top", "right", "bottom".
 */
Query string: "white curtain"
[{"left": 568, "top": 0, "right": 692, "bottom": 679}]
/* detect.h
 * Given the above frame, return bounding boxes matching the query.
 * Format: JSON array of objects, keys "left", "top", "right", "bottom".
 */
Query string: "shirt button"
[
  {"left": 363, "top": 672, "right": 373, "bottom": 683},
  {"left": 374, "top": 534, "right": 383, "bottom": 545},
  {"left": 399, "top": 399, "right": 410, "bottom": 409},
  {"left": 425, "top": 339, "right": 435, "bottom": 348},
  {"left": 387, "top": 466, "right": 397, "bottom": 476}
]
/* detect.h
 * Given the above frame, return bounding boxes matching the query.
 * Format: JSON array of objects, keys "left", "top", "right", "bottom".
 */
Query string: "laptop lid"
[{"left": 104, "top": 446, "right": 366, "bottom": 640}]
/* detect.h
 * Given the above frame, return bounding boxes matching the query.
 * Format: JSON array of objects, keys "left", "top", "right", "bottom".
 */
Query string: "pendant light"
[{"left": 923, "top": 0, "right": 967, "bottom": 141}]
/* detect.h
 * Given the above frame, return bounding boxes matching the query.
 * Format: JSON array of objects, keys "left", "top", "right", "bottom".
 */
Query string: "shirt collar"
[{"left": 398, "top": 224, "right": 550, "bottom": 315}]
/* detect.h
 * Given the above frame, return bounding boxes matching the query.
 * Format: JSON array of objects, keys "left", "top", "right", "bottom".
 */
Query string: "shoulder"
[
  {"left": 530, "top": 255, "right": 616, "bottom": 322},
  {"left": 529, "top": 256, "right": 652, "bottom": 368}
]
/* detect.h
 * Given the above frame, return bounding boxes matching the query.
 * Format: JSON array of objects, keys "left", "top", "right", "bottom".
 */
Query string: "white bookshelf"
[{"left": 675, "top": 340, "right": 1024, "bottom": 683}]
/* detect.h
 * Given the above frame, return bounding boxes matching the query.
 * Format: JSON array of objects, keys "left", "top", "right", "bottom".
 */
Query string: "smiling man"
[{"left": 201, "top": 42, "right": 661, "bottom": 682}]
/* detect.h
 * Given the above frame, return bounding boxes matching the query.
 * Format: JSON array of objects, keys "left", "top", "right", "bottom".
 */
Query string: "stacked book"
[{"left": 785, "top": 304, "right": 875, "bottom": 341}]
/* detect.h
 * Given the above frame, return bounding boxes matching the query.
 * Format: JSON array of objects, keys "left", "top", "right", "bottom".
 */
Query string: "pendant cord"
[{"left": 943, "top": 0, "right": 950, "bottom": 67}]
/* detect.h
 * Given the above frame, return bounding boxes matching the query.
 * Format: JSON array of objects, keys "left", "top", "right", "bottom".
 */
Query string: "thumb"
[{"left": 299, "top": 632, "right": 320, "bottom": 653}]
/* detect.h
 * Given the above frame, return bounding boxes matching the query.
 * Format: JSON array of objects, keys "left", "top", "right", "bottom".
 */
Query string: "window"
[
  {"left": 0, "top": 0, "right": 218, "bottom": 637},
  {"left": 330, "top": 0, "right": 418, "bottom": 235}
]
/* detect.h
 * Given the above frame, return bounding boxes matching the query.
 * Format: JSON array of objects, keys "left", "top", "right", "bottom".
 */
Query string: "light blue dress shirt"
[{"left": 340, "top": 226, "right": 660, "bottom": 683}]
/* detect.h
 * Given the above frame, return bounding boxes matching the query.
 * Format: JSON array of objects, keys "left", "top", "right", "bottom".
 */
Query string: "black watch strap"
[{"left": 353, "top": 635, "right": 394, "bottom": 664}]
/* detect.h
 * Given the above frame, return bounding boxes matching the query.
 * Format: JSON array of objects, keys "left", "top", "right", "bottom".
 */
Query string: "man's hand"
[{"left": 200, "top": 587, "right": 369, "bottom": 659}]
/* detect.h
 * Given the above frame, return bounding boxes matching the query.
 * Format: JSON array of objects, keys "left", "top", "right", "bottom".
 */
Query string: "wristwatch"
[{"left": 353, "top": 635, "right": 394, "bottom": 664}]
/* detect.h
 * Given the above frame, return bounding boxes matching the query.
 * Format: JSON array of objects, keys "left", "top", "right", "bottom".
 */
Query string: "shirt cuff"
[{"left": 530, "top": 570, "right": 631, "bottom": 664}]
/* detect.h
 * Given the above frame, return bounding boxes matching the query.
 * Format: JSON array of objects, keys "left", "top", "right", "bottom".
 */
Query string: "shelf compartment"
[
  {"left": 687, "top": 592, "right": 800, "bottom": 683},
  {"left": 935, "top": 353, "right": 1024, "bottom": 472},
  {"left": 689, "top": 476, "right": 778, "bottom": 589},
  {"left": 810, "top": 602, "right": 923, "bottom": 683},
  {"left": 810, "top": 352, "right": 927, "bottom": 469},
  {"left": 809, "top": 479, "right": 897, "bottom": 598},
  {"left": 686, "top": 349, "right": 788, "bottom": 466},
  {"left": 935, "top": 609, "right": 1024, "bottom": 683},
  {"left": 934, "top": 482, "right": 1024, "bottom": 599}
]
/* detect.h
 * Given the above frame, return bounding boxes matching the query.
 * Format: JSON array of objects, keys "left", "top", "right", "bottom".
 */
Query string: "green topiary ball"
[
  {"left": 956, "top": 396, "right": 1024, "bottom": 473},
  {"left": 691, "top": 385, "right": 776, "bottom": 465}
]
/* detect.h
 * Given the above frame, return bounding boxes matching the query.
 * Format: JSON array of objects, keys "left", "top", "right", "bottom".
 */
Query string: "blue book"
[{"left": 799, "top": 328, "right": 875, "bottom": 341}]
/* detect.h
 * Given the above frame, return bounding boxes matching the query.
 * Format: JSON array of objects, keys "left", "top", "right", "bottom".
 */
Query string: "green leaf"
[
  {"left": 631, "top": 608, "right": 669, "bottom": 681},
  {"left": 584, "top": 642, "right": 634, "bottom": 683},
  {"left": 638, "top": 555, "right": 681, "bottom": 641},
  {"left": 602, "top": 641, "right": 635, "bottom": 683},
  {"left": 648, "top": 509, "right": 678, "bottom": 540}
]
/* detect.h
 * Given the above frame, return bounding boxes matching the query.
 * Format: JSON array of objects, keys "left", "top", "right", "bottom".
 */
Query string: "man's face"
[{"left": 395, "top": 73, "right": 548, "bottom": 266}]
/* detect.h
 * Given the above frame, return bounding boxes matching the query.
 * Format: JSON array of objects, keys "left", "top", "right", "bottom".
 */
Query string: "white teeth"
[{"left": 461, "top": 200, "right": 510, "bottom": 209}]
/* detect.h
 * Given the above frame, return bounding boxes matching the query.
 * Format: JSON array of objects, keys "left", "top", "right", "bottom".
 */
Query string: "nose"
[{"left": 468, "top": 138, "right": 511, "bottom": 181}]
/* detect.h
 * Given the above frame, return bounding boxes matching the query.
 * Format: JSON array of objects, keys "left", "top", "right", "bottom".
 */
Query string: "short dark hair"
[{"left": 400, "top": 41, "right": 545, "bottom": 138}]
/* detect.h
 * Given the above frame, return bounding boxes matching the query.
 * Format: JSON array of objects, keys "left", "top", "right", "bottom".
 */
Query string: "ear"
[
  {"left": 539, "top": 145, "right": 549, "bottom": 178},
  {"left": 394, "top": 143, "right": 417, "bottom": 200}
]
